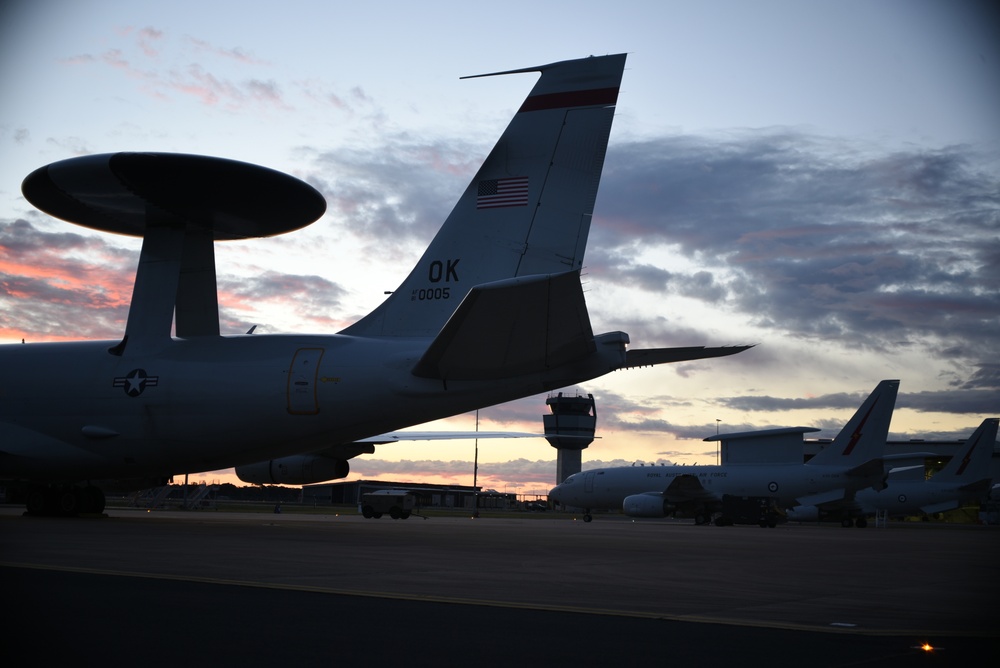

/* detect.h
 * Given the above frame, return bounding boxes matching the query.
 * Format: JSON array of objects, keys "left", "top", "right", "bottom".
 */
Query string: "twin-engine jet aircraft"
[
  {"left": 548, "top": 380, "right": 899, "bottom": 525},
  {"left": 1, "top": 53, "right": 750, "bottom": 515}
]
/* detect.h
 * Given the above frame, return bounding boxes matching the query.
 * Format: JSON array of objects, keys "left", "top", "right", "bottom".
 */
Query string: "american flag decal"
[{"left": 477, "top": 176, "right": 529, "bottom": 209}]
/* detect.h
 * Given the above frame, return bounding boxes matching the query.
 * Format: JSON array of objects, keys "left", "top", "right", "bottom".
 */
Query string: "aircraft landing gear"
[
  {"left": 583, "top": 512, "right": 593, "bottom": 522},
  {"left": 24, "top": 484, "right": 105, "bottom": 516}
]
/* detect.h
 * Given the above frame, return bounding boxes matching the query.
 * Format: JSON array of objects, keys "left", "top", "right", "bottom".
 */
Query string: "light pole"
[
  {"left": 472, "top": 410, "right": 479, "bottom": 518},
  {"left": 716, "top": 419, "right": 721, "bottom": 465}
]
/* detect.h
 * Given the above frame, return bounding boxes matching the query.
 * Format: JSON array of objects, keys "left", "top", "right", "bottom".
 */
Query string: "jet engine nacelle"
[
  {"left": 236, "top": 455, "right": 350, "bottom": 486},
  {"left": 623, "top": 493, "right": 669, "bottom": 518}
]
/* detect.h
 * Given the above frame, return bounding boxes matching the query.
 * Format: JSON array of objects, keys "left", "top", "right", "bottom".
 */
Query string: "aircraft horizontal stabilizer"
[
  {"left": 412, "top": 271, "right": 595, "bottom": 380},
  {"left": 622, "top": 345, "right": 754, "bottom": 369}
]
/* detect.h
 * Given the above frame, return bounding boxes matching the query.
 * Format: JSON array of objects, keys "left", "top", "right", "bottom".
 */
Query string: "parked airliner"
[
  {"left": 788, "top": 417, "right": 998, "bottom": 525},
  {"left": 548, "top": 380, "right": 898, "bottom": 525},
  {"left": 1, "top": 54, "right": 750, "bottom": 515}
]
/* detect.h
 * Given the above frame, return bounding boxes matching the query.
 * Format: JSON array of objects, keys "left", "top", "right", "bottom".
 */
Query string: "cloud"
[
  {"left": 898, "top": 389, "right": 1000, "bottom": 415},
  {"left": 127, "top": 26, "right": 164, "bottom": 58},
  {"left": 0, "top": 219, "right": 136, "bottom": 340},
  {"left": 346, "top": 457, "right": 651, "bottom": 488},
  {"left": 217, "top": 270, "right": 350, "bottom": 332},
  {"left": 184, "top": 36, "right": 268, "bottom": 66},
  {"left": 168, "top": 64, "right": 287, "bottom": 110},
  {"left": 717, "top": 387, "right": 998, "bottom": 415},
  {"left": 64, "top": 28, "right": 289, "bottom": 112},
  {"left": 0, "top": 219, "right": 352, "bottom": 339},
  {"left": 589, "top": 132, "right": 1000, "bottom": 389},
  {"left": 307, "top": 139, "right": 477, "bottom": 255}
]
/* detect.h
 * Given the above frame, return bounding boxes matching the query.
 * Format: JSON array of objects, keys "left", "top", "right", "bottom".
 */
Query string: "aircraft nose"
[{"left": 548, "top": 485, "right": 562, "bottom": 502}]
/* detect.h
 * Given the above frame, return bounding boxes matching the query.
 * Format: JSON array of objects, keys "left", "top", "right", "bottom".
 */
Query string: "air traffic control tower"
[{"left": 544, "top": 392, "right": 597, "bottom": 484}]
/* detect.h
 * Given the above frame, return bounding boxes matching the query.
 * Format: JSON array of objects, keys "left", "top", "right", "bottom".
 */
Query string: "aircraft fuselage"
[
  {"left": 0, "top": 334, "right": 616, "bottom": 483},
  {"left": 551, "top": 464, "right": 870, "bottom": 512}
]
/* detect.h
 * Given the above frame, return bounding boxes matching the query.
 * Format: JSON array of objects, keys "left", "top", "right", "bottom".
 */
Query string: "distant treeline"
[{"left": 213, "top": 483, "right": 303, "bottom": 503}]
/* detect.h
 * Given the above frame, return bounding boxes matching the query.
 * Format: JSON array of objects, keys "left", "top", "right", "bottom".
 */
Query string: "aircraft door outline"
[{"left": 287, "top": 348, "right": 324, "bottom": 415}]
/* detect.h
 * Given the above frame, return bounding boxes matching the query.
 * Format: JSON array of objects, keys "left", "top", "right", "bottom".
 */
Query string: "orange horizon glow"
[
  {"left": 0, "top": 330, "right": 110, "bottom": 344},
  {"left": 182, "top": 469, "right": 555, "bottom": 498}
]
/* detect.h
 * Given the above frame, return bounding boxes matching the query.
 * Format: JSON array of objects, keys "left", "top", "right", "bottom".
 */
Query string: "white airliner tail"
[
  {"left": 934, "top": 417, "right": 998, "bottom": 484},
  {"left": 807, "top": 380, "right": 899, "bottom": 469},
  {"left": 342, "top": 54, "right": 626, "bottom": 339}
]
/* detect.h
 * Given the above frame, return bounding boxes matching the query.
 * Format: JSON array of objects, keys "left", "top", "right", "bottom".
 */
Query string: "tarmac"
[{"left": 2, "top": 506, "right": 997, "bottom": 666}]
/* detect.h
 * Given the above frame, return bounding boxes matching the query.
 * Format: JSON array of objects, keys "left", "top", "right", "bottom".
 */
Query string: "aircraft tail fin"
[
  {"left": 342, "top": 54, "right": 626, "bottom": 338},
  {"left": 808, "top": 380, "right": 899, "bottom": 467},
  {"left": 935, "top": 417, "right": 998, "bottom": 482}
]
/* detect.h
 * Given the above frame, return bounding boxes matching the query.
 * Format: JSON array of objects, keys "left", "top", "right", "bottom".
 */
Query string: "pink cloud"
[{"left": 137, "top": 27, "right": 164, "bottom": 58}]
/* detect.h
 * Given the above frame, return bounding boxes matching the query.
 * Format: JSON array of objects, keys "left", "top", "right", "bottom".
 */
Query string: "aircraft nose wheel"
[
  {"left": 583, "top": 512, "right": 593, "bottom": 522},
  {"left": 24, "top": 484, "right": 106, "bottom": 516}
]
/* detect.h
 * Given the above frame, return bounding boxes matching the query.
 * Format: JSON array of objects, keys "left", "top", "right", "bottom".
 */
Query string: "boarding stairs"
[
  {"left": 182, "top": 483, "right": 218, "bottom": 510},
  {"left": 129, "top": 485, "right": 173, "bottom": 509}
]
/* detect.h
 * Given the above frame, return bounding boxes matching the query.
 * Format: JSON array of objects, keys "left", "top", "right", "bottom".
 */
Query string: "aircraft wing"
[
  {"left": 796, "top": 488, "right": 850, "bottom": 507},
  {"left": 787, "top": 497, "right": 866, "bottom": 521},
  {"left": 918, "top": 479, "right": 992, "bottom": 514},
  {"left": 919, "top": 499, "right": 963, "bottom": 515},
  {"left": 356, "top": 431, "right": 587, "bottom": 444},
  {"left": 234, "top": 430, "right": 572, "bottom": 486},
  {"left": 308, "top": 429, "right": 586, "bottom": 455},
  {"left": 622, "top": 345, "right": 754, "bottom": 368},
  {"left": 303, "top": 442, "right": 377, "bottom": 461}
]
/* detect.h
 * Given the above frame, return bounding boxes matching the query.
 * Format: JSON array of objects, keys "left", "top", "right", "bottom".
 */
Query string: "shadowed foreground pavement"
[{"left": 2, "top": 507, "right": 996, "bottom": 666}]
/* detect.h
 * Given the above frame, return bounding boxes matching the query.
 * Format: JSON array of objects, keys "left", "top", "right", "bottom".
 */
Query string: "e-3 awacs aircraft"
[{"left": 1, "top": 53, "right": 749, "bottom": 515}]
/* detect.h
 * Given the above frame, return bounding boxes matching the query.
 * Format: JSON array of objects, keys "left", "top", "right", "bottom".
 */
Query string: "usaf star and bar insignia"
[{"left": 113, "top": 368, "right": 159, "bottom": 397}]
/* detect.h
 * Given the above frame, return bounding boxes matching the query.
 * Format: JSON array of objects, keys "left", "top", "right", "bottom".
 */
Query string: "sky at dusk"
[{"left": 1, "top": 0, "right": 998, "bottom": 496}]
